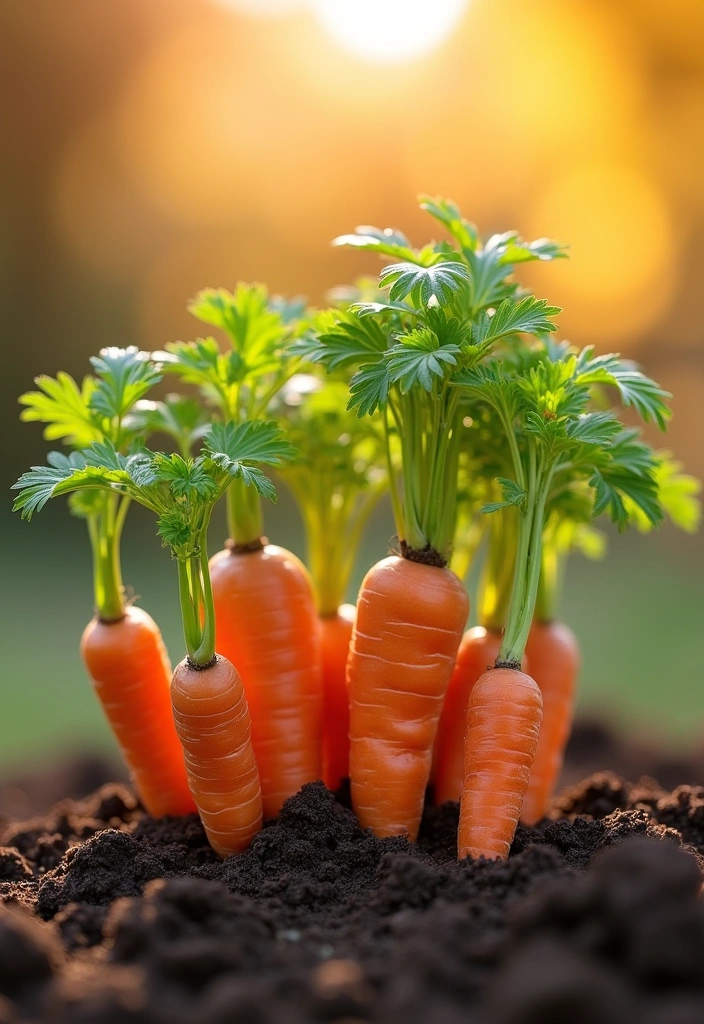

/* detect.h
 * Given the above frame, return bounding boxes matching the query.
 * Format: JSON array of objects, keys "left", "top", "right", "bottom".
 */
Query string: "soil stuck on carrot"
[{"left": 2, "top": 742, "right": 704, "bottom": 1024}]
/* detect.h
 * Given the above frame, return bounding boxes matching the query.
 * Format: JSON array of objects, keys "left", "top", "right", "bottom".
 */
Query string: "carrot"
[
  {"left": 520, "top": 620, "right": 579, "bottom": 826},
  {"left": 210, "top": 543, "right": 323, "bottom": 818},
  {"left": 171, "top": 654, "right": 262, "bottom": 856},
  {"left": 81, "top": 607, "right": 195, "bottom": 817},
  {"left": 348, "top": 556, "right": 468, "bottom": 839},
  {"left": 15, "top": 419, "right": 292, "bottom": 855},
  {"left": 15, "top": 350, "right": 196, "bottom": 818},
  {"left": 311, "top": 202, "right": 565, "bottom": 839},
  {"left": 457, "top": 328, "right": 673, "bottom": 860},
  {"left": 320, "top": 603, "right": 355, "bottom": 792},
  {"left": 433, "top": 626, "right": 503, "bottom": 806},
  {"left": 458, "top": 666, "right": 542, "bottom": 859}
]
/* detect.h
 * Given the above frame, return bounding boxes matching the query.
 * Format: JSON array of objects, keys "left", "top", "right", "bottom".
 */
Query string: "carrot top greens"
[
  {"left": 456, "top": 338, "right": 675, "bottom": 665},
  {"left": 277, "top": 375, "right": 388, "bottom": 616},
  {"left": 162, "top": 284, "right": 307, "bottom": 546},
  {"left": 302, "top": 195, "right": 564, "bottom": 565},
  {"left": 13, "top": 422, "right": 294, "bottom": 666},
  {"left": 17, "top": 348, "right": 163, "bottom": 621}
]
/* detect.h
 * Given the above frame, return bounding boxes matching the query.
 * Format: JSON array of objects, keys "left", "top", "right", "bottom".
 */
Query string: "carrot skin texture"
[
  {"left": 171, "top": 655, "right": 262, "bottom": 857},
  {"left": 433, "top": 627, "right": 503, "bottom": 806},
  {"left": 209, "top": 544, "right": 323, "bottom": 819},
  {"left": 320, "top": 604, "right": 355, "bottom": 792},
  {"left": 81, "top": 607, "right": 196, "bottom": 818},
  {"left": 520, "top": 621, "right": 580, "bottom": 826},
  {"left": 458, "top": 667, "right": 543, "bottom": 861},
  {"left": 347, "top": 555, "right": 469, "bottom": 841}
]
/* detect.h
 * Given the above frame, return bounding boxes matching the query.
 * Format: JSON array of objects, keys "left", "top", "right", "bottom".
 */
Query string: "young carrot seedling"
[
  {"left": 454, "top": 343, "right": 675, "bottom": 858},
  {"left": 277, "top": 374, "right": 389, "bottom": 790},
  {"left": 308, "top": 196, "right": 563, "bottom": 840},
  {"left": 16, "top": 349, "right": 195, "bottom": 818},
  {"left": 13, "top": 420, "right": 295, "bottom": 855},
  {"left": 163, "top": 286, "right": 323, "bottom": 817}
]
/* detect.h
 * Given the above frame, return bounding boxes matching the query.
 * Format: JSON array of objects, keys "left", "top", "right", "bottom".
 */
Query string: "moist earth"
[{"left": 2, "top": 727, "right": 704, "bottom": 1023}]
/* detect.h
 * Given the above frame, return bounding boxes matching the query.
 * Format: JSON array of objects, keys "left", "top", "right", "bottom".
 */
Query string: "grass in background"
[{"left": 1, "top": 496, "right": 702, "bottom": 771}]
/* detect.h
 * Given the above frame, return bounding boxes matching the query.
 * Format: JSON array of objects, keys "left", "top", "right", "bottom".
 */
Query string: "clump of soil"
[{"left": 2, "top": 754, "right": 704, "bottom": 1023}]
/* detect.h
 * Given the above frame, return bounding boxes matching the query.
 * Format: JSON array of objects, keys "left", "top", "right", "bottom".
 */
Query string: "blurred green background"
[{"left": 1, "top": 0, "right": 703, "bottom": 771}]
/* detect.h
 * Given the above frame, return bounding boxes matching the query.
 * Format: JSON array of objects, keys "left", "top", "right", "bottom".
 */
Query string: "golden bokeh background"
[{"left": 1, "top": 0, "right": 703, "bottom": 766}]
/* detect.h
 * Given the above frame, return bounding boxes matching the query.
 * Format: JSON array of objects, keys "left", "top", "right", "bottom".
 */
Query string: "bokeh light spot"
[{"left": 526, "top": 163, "right": 676, "bottom": 344}]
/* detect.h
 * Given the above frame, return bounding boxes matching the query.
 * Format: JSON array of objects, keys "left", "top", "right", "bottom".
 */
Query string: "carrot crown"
[
  {"left": 161, "top": 284, "right": 307, "bottom": 546},
  {"left": 307, "top": 195, "right": 563, "bottom": 565},
  {"left": 277, "top": 374, "right": 389, "bottom": 616},
  {"left": 12, "top": 421, "right": 295, "bottom": 667},
  {"left": 17, "top": 347, "right": 163, "bottom": 622}
]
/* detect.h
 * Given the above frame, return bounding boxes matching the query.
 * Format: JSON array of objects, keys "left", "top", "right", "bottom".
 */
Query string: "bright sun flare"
[
  {"left": 310, "top": 0, "right": 469, "bottom": 64},
  {"left": 219, "top": 0, "right": 469, "bottom": 64}
]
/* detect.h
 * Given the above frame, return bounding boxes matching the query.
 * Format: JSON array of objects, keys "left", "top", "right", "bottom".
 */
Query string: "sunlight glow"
[{"left": 309, "top": 0, "right": 469, "bottom": 64}]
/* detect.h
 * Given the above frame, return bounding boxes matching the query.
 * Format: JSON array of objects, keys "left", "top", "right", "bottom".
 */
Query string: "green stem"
[
  {"left": 384, "top": 403, "right": 404, "bottom": 541},
  {"left": 226, "top": 477, "right": 264, "bottom": 546},
  {"left": 499, "top": 459, "right": 554, "bottom": 665},
  {"left": 86, "top": 494, "right": 125, "bottom": 622},
  {"left": 176, "top": 517, "right": 217, "bottom": 667},
  {"left": 500, "top": 442, "right": 536, "bottom": 658}
]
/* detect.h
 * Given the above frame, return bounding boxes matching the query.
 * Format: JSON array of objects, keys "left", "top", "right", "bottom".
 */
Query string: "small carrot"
[
  {"left": 209, "top": 543, "right": 323, "bottom": 818},
  {"left": 14, "top": 419, "right": 293, "bottom": 855},
  {"left": 171, "top": 655, "right": 261, "bottom": 857},
  {"left": 278, "top": 374, "right": 389, "bottom": 792},
  {"left": 520, "top": 619, "right": 579, "bottom": 826},
  {"left": 458, "top": 667, "right": 542, "bottom": 859},
  {"left": 82, "top": 607, "right": 196, "bottom": 817},
  {"left": 457, "top": 333, "right": 673, "bottom": 859},
  {"left": 320, "top": 603, "right": 355, "bottom": 791},
  {"left": 15, "top": 349, "right": 195, "bottom": 818},
  {"left": 348, "top": 556, "right": 468, "bottom": 839}
]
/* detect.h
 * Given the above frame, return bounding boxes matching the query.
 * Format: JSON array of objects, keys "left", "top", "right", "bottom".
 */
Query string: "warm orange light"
[{"left": 525, "top": 163, "right": 676, "bottom": 345}]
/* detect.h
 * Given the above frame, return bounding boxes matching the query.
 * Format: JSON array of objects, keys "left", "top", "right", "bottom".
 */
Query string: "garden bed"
[{"left": 2, "top": 726, "right": 704, "bottom": 1024}]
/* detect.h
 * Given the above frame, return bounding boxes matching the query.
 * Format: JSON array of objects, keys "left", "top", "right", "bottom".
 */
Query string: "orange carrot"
[
  {"left": 347, "top": 556, "right": 468, "bottom": 840},
  {"left": 433, "top": 627, "right": 503, "bottom": 806},
  {"left": 171, "top": 654, "right": 262, "bottom": 856},
  {"left": 81, "top": 606, "right": 195, "bottom": 818},
  {"left": 210, "top": 543, "right": 323, "bottom": 818},
  {"left": 458, "top": 666, "right": 542, "bottom": 860},
  {"left": 320, "top": 603, "right": 355, "bottom": 792},
  {"left": 520, "top": 620, "right": 580, "bottom": 826}
]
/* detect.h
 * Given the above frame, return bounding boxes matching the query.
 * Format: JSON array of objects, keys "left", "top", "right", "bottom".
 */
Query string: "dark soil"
[{"left": 2, "top": 723, "right": 704, "bottom": 1023}]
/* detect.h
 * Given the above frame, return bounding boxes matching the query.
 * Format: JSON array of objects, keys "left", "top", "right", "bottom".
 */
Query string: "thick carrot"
[
  {"left": 320, "top": 603, "right": 355, "bottom": 792},
  {"left": 433, "top": 627, "right": 503, "bottom": 806},
  {"left": 209, "top": 543, "right": 323, "bottom": 818},
  {"left": 171, "top": 654, "right": 262, "bottom": 857},
  {"left": 347, "top": 555, "right": 468, "bottom": 840},
  {"left": 458, "top": 666, "right": 542, "bottom": 860},
  {"left": 81, "top": 606, "right": 195, "bottom": 818},
  {"left": 520, "top": 620, "right": 580, "bottom": 826}
]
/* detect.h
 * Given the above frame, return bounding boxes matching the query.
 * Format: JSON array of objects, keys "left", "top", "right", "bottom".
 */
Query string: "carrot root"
[
  {"left": 171, "top": 654, "right": 262, "bottom": 857},
  {"left": 458, "top": 667, "right": 543, "bottom": 861},
  {"left": 210, "top": 544, "right": 323, "bottom": 818},
  {"left": 320, "top": 603, "right": 355, "bottom": 792},
  {"left": 348, "top": 555, "right": 468, "bottom": 841},
  {"left": 81, "top": 606, "right": 195, "bottom": 819}
]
